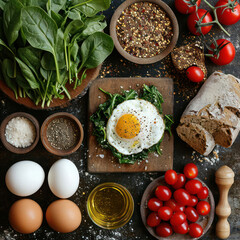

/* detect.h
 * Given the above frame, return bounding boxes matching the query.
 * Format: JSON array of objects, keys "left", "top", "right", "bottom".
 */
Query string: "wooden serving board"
[
  {"left": 88, "top": 77, "right": 174, "bottom": 173},
  {"left": 0, "top": 65, "right": 101, "bottom": 110}
]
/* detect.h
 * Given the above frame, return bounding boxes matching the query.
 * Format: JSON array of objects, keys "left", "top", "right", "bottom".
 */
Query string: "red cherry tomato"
[
  {"left": 147, "top": 198, "right": 163, "bottom": 212},
  {"left": 165, "top": 170, "right": 178, "bottom": 185},
  {"left": 170, "top": 212, "right": 186, "bottom": 226},
  {"left": 175, "top": 204, "right": 185, "bottom": 212},
  {"left": 165, "top": 199, "right": 177, "bottom": 211},
  {"left": 172, "top": 174, "right": 186, "bottom": 189},
  {"left": 185, "top": 207, "right": 199, "bottom": 222},
  {"left": 189, "top": 223, "right": 203, "bottom": 238},
  {"left": 196, "top": 201, "right": 211, "bottom": 216},
  {"left": 173, "top": 221, "right": 189, "bottom": 234},
  {"left": 216, "top": 0, "right": 240, "bottom": 25},
  {"left": 208, "top": 39, "right": 235, "bottom": 66},
  {"left": 186, "top": 66, "right": 204, "bottom": 82},
  {"left": 175, "top": 0, "right": 201, "bottom": 14},
  {"left": 147, "top": 212, "right": 161, "bottom": 227},
  {"left": 158, "top": 206, "right": 173, "bottom": 221},
  {"left": 187, "top": 9, "right": 213, "bottom": 35},
  {"left": 155, "top": 186, "right": 172, "bottom": 201},
  {"left": 156, "top": 222, "right": 173, "bottom": 237},
  {"left": 174, "top": 189, "right": 191, "bottom": 205},
  {"left": 184, "top": 163, "right": 198, "bottom": 179},
  {"left": 188, "top": 195, "right": 199, "bottom": 207},
  {"left": 185, "top": 179, "right": 203, "bottom": 194},
  {"left": 197, "top": 186, "right": 209, "bottom": 199}
]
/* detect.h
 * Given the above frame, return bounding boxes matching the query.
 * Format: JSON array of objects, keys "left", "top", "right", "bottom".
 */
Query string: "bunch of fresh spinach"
[
  {"left": 90, "top": 85, "right": 174, "bottom": 164},
  {"left": 0, "top": 0, "right": 114, "bottom": 107}
]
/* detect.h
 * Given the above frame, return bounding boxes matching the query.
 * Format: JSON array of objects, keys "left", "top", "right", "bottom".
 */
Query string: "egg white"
[{"left": 106, "top": 99, "right": 165, "bottom": 155}]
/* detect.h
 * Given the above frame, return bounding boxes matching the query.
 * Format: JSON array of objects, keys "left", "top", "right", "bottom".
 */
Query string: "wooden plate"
[
  {"left": 0, "top": 66, "right": 101, "bottom": 110},
  {"left": 140, "top": 176, "right": 215, "bottom": 240},
  {"left": 88, "top": 77, "right": 174, "bottom": 173}
]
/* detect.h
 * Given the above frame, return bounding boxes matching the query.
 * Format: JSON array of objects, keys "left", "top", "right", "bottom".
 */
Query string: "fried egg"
[{"left": 106, "top": 99, "right": 165, "bottom": 155}]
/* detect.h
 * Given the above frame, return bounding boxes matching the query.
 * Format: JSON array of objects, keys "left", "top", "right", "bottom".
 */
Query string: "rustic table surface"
[{"left": 0, "top": 0, "right": 239, "bottom": 239}]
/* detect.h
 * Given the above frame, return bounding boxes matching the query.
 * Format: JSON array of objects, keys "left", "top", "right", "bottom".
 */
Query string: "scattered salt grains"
[
  {"left": 191, "top": 148, "right": 220, "bottom": 165},
  {"left": 5, "top": 117, "right": 36, "bottom": 148}
]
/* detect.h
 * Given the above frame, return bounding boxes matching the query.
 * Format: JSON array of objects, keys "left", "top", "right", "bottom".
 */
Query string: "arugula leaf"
[{"left": 164, "top": 115, "right": 174, "bottom": 136}]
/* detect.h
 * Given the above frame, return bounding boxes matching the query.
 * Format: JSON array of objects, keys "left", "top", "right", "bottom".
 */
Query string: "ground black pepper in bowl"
[
  {"left": 116, "top": 2, "right": 173, "bottom": 58},
  {"left": 46, "top": 117, "right": 79, "bottom": 151}
]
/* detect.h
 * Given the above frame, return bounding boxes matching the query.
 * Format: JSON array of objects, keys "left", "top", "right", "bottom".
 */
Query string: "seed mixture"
[
  {"left": 46, "top": 117, "right": 79, "bottom": 151},
  {"left": 116, "top": 2, "right": 173, "bottom": 58}
]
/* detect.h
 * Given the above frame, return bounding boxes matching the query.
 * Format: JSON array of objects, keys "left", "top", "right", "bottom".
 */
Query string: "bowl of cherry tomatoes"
[{"left": 140, "top": 163, "right": 215, "bottom": 239}]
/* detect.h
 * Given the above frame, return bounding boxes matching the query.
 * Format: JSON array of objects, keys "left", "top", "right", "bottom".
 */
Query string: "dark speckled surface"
[{"left": 0, "top": 0, "right": 239, "bottom": 239}]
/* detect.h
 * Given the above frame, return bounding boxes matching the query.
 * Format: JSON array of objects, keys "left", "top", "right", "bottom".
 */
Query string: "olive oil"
[{"left": 87, "top": 182, "right": 134, "bottom": 229}]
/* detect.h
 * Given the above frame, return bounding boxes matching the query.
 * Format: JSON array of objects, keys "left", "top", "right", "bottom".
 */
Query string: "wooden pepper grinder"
[{"left": 215, "top": 165, "right": 235, "bottom": 239}]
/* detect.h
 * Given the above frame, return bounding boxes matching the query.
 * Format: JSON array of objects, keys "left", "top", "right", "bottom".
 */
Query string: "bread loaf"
[{"left": 177, "top": 71, "right": 240, "bottom": 155}]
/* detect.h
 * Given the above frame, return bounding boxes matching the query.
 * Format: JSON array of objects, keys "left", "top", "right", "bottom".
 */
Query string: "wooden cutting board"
[{"left": 88, "top": 78, "right": 174, "bottom": 173}]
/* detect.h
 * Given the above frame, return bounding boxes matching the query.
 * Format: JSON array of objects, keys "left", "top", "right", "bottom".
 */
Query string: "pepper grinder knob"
[{"left": 215, "top": 165, "right": 234, "bottom": 239}]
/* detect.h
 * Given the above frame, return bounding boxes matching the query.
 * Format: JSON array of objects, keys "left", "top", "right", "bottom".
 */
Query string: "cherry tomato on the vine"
[
  {"left": 174, "top": 189, "right": 191, "bottom": 205},
  {"left": 216, "top": 0, "right": 240, "bottom": 25},
  {"left": 186, "top": 66, "right": 204, "bottom": 82},
  {"left": 173, "top": 221, "right": 189, "bottom": 234},
  {"left": 209, "top": 39, "right": 235, "bottom": 66},
  {"left": 185, "top": 179, "right": 203, "bottom": 194},
  {"left": 196, "top": 201, "right": 211, "bottom": 216},
  {"left": 155, "top": 185, "right": 172, "bottom": 201},
  {"left": 185, "top": 207, "right": 199, "bottom": 222},
  {"left": 147, "top": 212, "right": 161, "bottom": 227},
  {"left": 175, "top": 0, "right": 201, "bottom": 14},
  {"left": 158, "top": 206, "right": 173, "bottom": 221},
  {"left": 187, "top": 9, "right": 213, "bottom": 35},
  {"left": 165, "top": 170, "right": 178, "bottom": 185},
  {"left": 156, "top": 222, "right": 173, "bottom": 237},
  {"left": 189, "top": 223, "right": 203, "bottom": 238},
  {"left": 197, "top": 186, "right": 209, "bottom": 199},
  {"left": 188, "top": 195, "right": 198, "bottom": 207},
  {"left": 184, "top": 163, "right": 198, "bottom": 179},
  {"left": 147, "top": 198, "right": 163, "bottom": 212},
  {"left": 170, "top": 212, "right": 187, "bottom": 226},
  {"left": 172, "top": 173, "right": 186, "bottom": 189}
]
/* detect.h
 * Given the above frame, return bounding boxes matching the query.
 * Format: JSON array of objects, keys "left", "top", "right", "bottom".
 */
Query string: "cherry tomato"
[
  {"left": 189, "top": 223, "right": 203, "bottom": 238},
  {"left": 158, "top": 206, "right": 173, "bottom": 221},
  {"left": 174, "top": 189, "right": 190, "bottom": 205},
  {"left": 209, "top": 39, "right": 235, "bottom": 65},
  {"left": 165, "top": 170, "right": 178, "bottom": 185},
  {"left": 184, "top": 163, "right": 198, "bottom": 179},
  {"left": 185, "top": 207, "right": 199, "bottom": 222},
  {"left": 188, "top": 195, "right": 198, "bottom": 207},
  {"left": 175, "top": 204, "right": 185, "bottom": 212},
  {"left": 216, "top": 0, "right": 240, "bottom": 25},
  {"left": 185, "top": 179, "right": 203, "bottom": 194},
  {"left": 186, "top": 66, "right": 204, "bottom": 82},
  {"left": 172, "top": 174, "right": 186, "bottom": 189},
  {"left": 197, "top": 186, "right": 209, "bottom": 199},
  {"left": 156, "top": 222, "right": 173, "bottom": 237},
  {"left": 196, "top": 201, "right": 211, "bottom": 216},
  {"left": 155, "top": 186, "right": 172, "bottom": 201},
  {"left": 175, "top": 0, "right": 201, "bottom": 14},
  {"left": 173, "top": 221, "right": 189, "bottom": 234},
  {"left": 147, "top": 212, "right": 161, "bottom": 227},
  {"left": 147, "top": 198, "right": 163, "bottom": 212},
  {"left": 170, "top": 212, "right": 186, "bottom": 226},
  {"left": 187, "top": 9, "right": 213, "bottom": 35},
  {"left": 165, "top": 199, "right": 177, "bottom": 211}
]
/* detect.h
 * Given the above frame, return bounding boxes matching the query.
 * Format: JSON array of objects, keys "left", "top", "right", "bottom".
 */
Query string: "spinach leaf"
[
  {"left": 15, "top": 72, "right": 31, "bottom": 90},
  {"left": 3, "top": 0, "right": 23, "bottom": 46},
  {"left": 50, "top": 10, "right": 63, "bottom": 27},
  {"left": 47, "top": 0, "right": 66, "bottom": 13},
  {"left": 0, "top": 0, "right": 6, "bottom": 10},
  {"left": 68, "top": 8, "right": 82, "bottom": 20},
  {"left": 0, "top": 39, "right": 15, "bottom": 56},
  {"left": 2, "top": 59, "right": 18, "bottom": 98}
]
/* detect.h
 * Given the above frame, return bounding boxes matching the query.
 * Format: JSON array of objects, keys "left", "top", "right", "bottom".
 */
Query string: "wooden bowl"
[
  {"left": 41, "top": 112, "right": 84, "bottom": 156},
  {"left": 0, "top": 65, "right": 101, "bottom": 110},
  {"left": 110, "top": 0, "right": 179, "bottom": 64},
  {"left": 140, "top": 176, "right": 215, "bottom": 240},
  {"left": 0, "top": 112, "right": 39, "bottom": 154}
]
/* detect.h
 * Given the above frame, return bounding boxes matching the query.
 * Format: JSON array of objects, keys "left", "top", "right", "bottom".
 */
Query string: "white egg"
[
  {"left": 48, "top": 159, "right": 79, "bottom": 198},
  {"left": 5, "top": 160, "right": 45, "bottom": 197},
  {"left": 106, "top": 99, "right": 165, "bottom": 155}
]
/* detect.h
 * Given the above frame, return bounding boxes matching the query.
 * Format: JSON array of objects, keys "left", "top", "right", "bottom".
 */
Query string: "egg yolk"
[{"left": 116, "top": 114, "right": 140, "bottom": 139}]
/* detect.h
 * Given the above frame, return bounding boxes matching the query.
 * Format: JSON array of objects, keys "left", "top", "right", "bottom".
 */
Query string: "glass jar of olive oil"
[{"left": 87, "top": 182, "right": 134, "bottom": 229}]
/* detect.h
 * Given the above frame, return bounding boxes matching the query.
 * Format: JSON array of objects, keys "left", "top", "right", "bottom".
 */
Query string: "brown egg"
[
  {"left": 46, "top": 199, "right": 81, "bottom": 233},
  {"left": 9, "top": 199, "right": 43, "bottom": 234}
]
